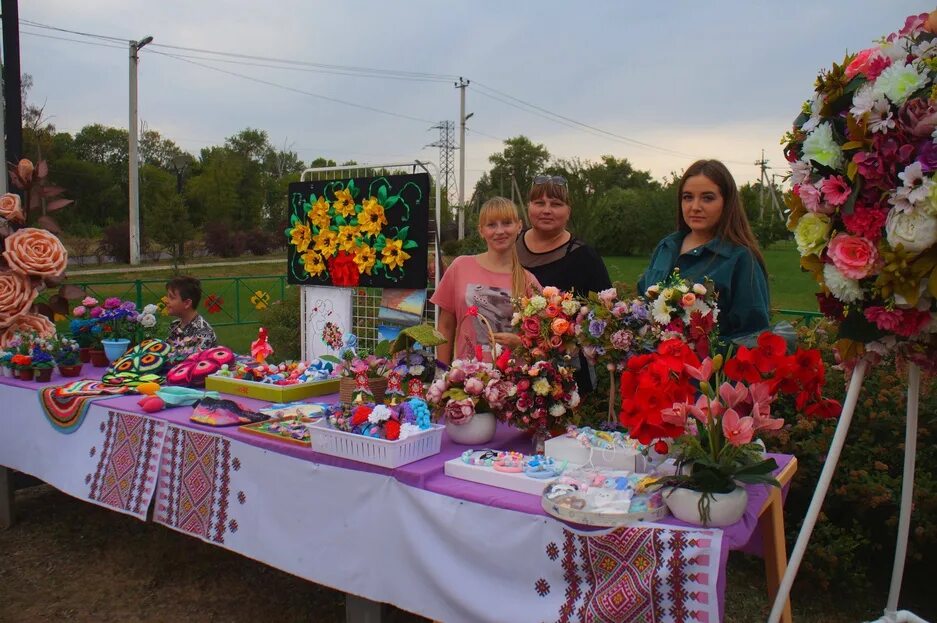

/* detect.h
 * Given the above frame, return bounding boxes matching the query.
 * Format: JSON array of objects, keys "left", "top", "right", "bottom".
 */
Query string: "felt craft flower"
[
  {"left": 302, "top": 249, "right": 326, "bottom": 277},
  {"left": 332, "top": 188, "right": 356, "bottom": 219},
  {"left": 353, "top": 244, "right": 376, "bottom": 275},
  {"left": 0, "top": 193, "right": 25, "bottom": 224},
  {"left": 0, "top": 271, "right": 37, "bottom": 328},
  {"left": 313, "top": 229, "right": 339, "bottom": 259},
  {"left": 336, "top": 225, "right": 360, "bottom": 252},
  {"left": 358, "top": 197, "right": 388, "bottom": 237},
  {"left": 2, "top": 227, "right": 68, "bottom": 278},
  {"left": 309, "top": 196, "right": 331, "bottom": 230},
  {"left": 289, "top": 221, "right": 313, "bottom": 253},
  {"left": 381, "top": 238, "right": 410, "bottom": 271}
]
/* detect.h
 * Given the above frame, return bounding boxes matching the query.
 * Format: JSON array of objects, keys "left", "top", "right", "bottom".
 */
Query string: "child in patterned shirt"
[{"left": 165, "top": 275, "right": 218, "bottom": 358}]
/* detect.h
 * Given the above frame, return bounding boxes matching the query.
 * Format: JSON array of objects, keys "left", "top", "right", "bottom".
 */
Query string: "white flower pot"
[
  {"left": 446, "top": 411, "right": 497, "bottom": 445},
  {"left": 664, "top": 485, "right": 748, "bottom": 527},
  {"left": 1, "top": 366, "right": 12, "bottom": 378}
]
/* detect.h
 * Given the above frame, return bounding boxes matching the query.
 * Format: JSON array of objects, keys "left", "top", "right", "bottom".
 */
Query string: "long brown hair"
[
  {"left": 676, "top": 159, "right": 766, "bottom": 272},
  {"left": 478, "top": 197, "right": 530, "bottom": 298}
]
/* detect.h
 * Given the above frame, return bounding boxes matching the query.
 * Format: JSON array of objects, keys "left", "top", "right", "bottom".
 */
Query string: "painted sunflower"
[{"left": 381, "top": 238, "right": 410, "bottom": 271}]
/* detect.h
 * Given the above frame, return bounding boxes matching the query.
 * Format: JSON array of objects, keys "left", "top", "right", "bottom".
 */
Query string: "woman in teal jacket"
[{"left": 638, "top": 159, "right": 770, "bottom": 342}]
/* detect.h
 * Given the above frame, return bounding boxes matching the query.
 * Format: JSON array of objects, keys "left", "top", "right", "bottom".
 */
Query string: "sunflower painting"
[{"left": 286, "top": 173, "right": 429, "bottom": 289}]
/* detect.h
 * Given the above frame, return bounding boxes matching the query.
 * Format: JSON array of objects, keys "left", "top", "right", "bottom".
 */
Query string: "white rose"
[
  {"left": 885, "top": 205, "right": 937, "bottom": 255},
  {"left": 142, "top": 304, "right": 158, "bottom": 315},
  {"left": 140, "top": 313, "right": 157, "bottom": 328},
  {"left": 692, "top": 284, "right": 707, "bottom": 296}
]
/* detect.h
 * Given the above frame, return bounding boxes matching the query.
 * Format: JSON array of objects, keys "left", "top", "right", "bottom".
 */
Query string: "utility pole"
[
  {"left": 128, "top": 35, "right": 153, "bottom": 266},
  {"left": 2, "top": 0, "right": 23, "bottom": 172},
  {"left": 754, "top": 149, "right": 769, "bottom": 221},
  {"left": 428, "top": 121, "right": 456, "bottom": 203},
  {"left": 456, "top": 77, "right": 470, "bottom": 239}
]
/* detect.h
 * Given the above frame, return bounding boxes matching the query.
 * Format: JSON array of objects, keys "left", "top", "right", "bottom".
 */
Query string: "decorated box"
[
  {"left": 544, "top": 434, "right": 645, "bottom": 472},
  {"left": 444, "top": 458, "right": 559, "bottom": 496},
  {"left": 205, "top": 374, "right": 339, "bottom": 403}
]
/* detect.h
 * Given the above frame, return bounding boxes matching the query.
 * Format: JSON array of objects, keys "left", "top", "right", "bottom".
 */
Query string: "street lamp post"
[{"left": 128, "top": 35, "right": 153, "bottom": 266}]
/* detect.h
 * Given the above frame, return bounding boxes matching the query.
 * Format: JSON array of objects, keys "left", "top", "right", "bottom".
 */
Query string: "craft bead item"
[
  {"left": 492, "top": 451, "right": 525, "bottom": 473},
  {"left": 524, "top": 455, "right": 568, "bottom": 479}
]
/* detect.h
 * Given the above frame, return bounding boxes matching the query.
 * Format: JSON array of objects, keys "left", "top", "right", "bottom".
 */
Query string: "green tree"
[
  {"left": 473, "top": 135, "right": 550, "bottom": 201},
  {"left": 148, "top": 195, "right": 195, "bottom": 269}
]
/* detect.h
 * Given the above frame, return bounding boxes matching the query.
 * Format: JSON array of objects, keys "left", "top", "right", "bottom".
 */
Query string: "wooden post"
[
  {"left": 0, "top": 466, "right": 14, "bottom": 529},
  {"left": 759, "top": 457, "right": 798, "bottom": 623}
]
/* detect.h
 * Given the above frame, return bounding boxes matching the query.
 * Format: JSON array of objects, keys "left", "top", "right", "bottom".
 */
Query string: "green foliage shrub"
[{"left": 259, "top": 286, "right": 301, "bottom": 361}]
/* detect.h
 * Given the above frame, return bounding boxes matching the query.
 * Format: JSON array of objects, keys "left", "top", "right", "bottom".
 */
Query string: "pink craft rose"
[
  {"left": 827, "top": 233, "right": 879, "bottom": 279},
  {"left": 0, "top": 193, "right": 25, "bottom": 224},
  {"left": 443, "top": 398, "right": 476, "bottom": 425},
  {"left": 0, "top": 313, "right": 56, "bottom": 348},
  {"left": 2, "top": 228, "right": 68, "bottom": 278},
  {"left": 680, "top": 293, "right": 697, "bottom": 308},
  {"left": 844, "top": 48, "right": 890, "bottom": 80},
  {"left": 464, "top": 376, "right": 485, "bottom": 396},
  {"left": 0, "top": 271, "right": 37, "bottom": 328}
]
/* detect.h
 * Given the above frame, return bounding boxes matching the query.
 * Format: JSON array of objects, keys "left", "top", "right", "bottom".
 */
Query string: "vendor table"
[{"left": 0, "top": 371, "right": 796, "bottom": 623}]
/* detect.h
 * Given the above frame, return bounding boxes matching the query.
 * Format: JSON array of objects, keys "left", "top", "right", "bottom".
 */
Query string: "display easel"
[
  {"left": 768, "top": 359, "right": 929, "bottom": 623},
  {"left": 297, "top": 161, "right": 441, "bottom": 362}
]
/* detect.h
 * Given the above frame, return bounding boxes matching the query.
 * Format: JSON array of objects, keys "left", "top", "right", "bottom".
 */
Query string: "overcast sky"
[{"left": 15, "top": 1, "right": 927, "bottom": 193}]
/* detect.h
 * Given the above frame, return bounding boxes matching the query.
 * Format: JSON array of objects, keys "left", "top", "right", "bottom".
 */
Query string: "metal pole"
[
  {"left": 128, "top": 36, "right": 153, "bottom": 266},
  {"left": 456, "top": 78, "right": 468, "bottom": 240}
]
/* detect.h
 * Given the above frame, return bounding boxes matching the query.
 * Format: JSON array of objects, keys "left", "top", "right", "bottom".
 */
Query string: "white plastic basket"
[{"left": 309, "top": 420, "right": 444, "bottom": 468}]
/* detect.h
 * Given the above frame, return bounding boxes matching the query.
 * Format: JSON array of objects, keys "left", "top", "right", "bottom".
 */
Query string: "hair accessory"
[
  {"left": 493, "top": 451, "right": 525, "bottom": 473},
  {"left": 461, "top": 449, "right": 499, "bottom": 466},
  {"left": 524, "top": 455, "right": 568, "bottom": 479}
]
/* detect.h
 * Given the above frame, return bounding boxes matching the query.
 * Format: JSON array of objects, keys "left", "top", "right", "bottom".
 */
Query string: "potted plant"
[
  {"left": 11, "top": 353, "right": 32, "bottom": 380},
  {"left": 98, "top": 298, "right": 140, "bottom": 362},
  {"left": 0, "top": 349, "right": 13, "bottom": 377},
  {"left": 323, "top": 334, "right": 392, "bottom": 404},
  {"left": 30, "top": 343, "right": 55, "bottom": 382},
  {"left": 622, "top": 333, "right": 839, "bottom": 526},
  {"left": 70, "top": 296, "right": 102, "bottom": 362},
  {"left": 426, "top": 358, "right": 513, "bottom": 445},
  {"left": 52, "top": 335, "right": 83, "bottom": 377}
]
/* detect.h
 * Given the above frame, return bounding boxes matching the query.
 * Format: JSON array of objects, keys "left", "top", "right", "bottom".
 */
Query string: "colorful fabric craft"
[
  {"left": 37, "top": 379, "right": 132, "bottom": 433},
  {"left": 101, "top": 339, "right": 173, "bottom": 389},
  {"left": 165, "top": 346, "right": 236, "bottom": 387},
  {"left": 190, "top": 397, "right": 269, "bottom": 427}
]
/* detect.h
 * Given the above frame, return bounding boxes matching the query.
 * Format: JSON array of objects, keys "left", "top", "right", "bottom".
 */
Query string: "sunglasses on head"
[{"left": 532, "top": 175, "right": 567, "bottom": 186}]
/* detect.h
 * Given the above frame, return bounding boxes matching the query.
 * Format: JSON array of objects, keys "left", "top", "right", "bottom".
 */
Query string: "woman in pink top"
[{"left": 431, "top": 197, "right": 540, "bottom": 364}]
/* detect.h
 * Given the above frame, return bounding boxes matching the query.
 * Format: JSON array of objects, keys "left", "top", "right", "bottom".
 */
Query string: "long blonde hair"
[{"left": 479, "top": 196, "right": 529, "bottom": 298}]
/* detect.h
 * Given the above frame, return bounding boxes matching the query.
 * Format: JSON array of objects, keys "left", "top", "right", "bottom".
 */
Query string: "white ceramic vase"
[
  {"left": 664, "top": 485, "right": 748, "bottom": 527},
  {"left": 445, "top": 411, "right": 497, "bottom": 445}
]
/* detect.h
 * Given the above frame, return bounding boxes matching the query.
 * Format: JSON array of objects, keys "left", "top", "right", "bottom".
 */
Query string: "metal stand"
[{"left": 767, "top": 360, "right": 929, "bottom": 623}]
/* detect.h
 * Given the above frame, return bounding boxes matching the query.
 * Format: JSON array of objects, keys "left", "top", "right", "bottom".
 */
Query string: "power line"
[
  {"left": 20, "top": 29, "right": 126, "bottom": 50},
  {"left": 148, "top": 50, "right": 438, "bottom": 126},
  {"left": 20, "top": 18, "right": 127, "bottom": 42}
]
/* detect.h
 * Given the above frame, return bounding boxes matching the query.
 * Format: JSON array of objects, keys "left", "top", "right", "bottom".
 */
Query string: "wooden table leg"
[
  {"left": 345, "top": 594, "right": 385, "bottom": 623},
  {"left": 0, "top": 466, "right": 14, "bottom": 529},
  {"left": 759, "top": 457, "right": 797, "bottom": 623}
]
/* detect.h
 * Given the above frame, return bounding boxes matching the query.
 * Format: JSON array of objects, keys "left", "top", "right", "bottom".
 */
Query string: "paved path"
[{"left": 69, "top": 258, "right": 284, "bottom": 277}]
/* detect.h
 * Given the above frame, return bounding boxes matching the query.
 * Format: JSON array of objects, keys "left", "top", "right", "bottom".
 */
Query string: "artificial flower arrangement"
[
  {"left": 425, "top": 357, "right": 513, "bottom": 425},
  {"left": 784, "top": 12, "right": 937, "bottom": 366},
  {"left": 70, "top": 297, "right": 145, "bottom": 347},
  {"left": 511, "top": 286, "right": 580, "bottom": 363},
  {"left": 50, "top": 334, "right": 82, "bottom": 368},
  {"left": 212, "top": 357, "right": 335, "bottom": 387},
  {"left": 326, "top": 397, "right": 433, "bottom": 441},
  {"left": 286, "top": 179, "right": 421, "bottom": 286},
  {"left": 383, "top": 323, "right": 448, "bottom": 401},
  {"left": 643, "top": 270, "right": 719, "bottom": 359},
  {"left": 622, "top": 333, "right": 841, "bottom": 525},
  {"left": 575, "top": 285, "right": 660, "bottom": 371},
  {"left": 0, "top": 349, "right": 12, "bottom": 375},
  {"left": 497, "top": 356, "right": 581, "bottom": 451}
]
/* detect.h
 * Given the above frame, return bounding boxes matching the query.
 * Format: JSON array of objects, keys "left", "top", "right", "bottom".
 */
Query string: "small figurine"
[
  {"left": 407, "top": 377, "right": 425, "bottom": 399},
  {"left": 251, "top": 327, "right": 274, "bottom": 364},
  {"left": 385, "top": 370, "right": 404, "bottom": 405},
  {"left": 352, "top": 371, "right": 373, "bottom": 404}
]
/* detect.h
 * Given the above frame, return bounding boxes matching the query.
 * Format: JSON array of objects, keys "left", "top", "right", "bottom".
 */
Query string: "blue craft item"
[{"left": 157, "top": 386, "right": 220, "bottom": 406}]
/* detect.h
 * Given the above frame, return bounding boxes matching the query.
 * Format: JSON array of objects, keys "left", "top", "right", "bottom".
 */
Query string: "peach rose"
[
  {"left": 0, "top": 313, "right": 56, "bottom": 348},
  {"left": 17, "top": 159, "right": 34, "bottom": 183},
  {"left": 551, "top": 317, "right": 570, "bottom": 336},
  {"left": 680, "top": 293, "right": 697, "bottom": 308},
  {"left": 0, "top": 271, "right": 37, "bottom": 328},
  {"left": 2, "top": 227, "right": 68, "bottom": 278},
  {"left": 541, "top": 286, "right": 560, "bottom": 298},
  {"left": 0, "top": 193, "right": 25, "bottom": 224}
]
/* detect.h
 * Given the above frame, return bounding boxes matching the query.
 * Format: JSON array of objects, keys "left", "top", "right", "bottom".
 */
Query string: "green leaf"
[
  {"left": 840, "top": 176, "right": 862, "bottom": 216},
  {"left": 385, "top": 195, "right": 399, "bottom": 209},
  {"left": 377, "top": 185, "right": 388, "bottom": 204},
  {"left": 335, "top": 215, "right": 347, "bottom": 226},
  {"left": 397, "top": 226, "right": 409, "bottom": 241},
  {"left": 403, "top": 240, "right": 419, "bottom": 250},
  {"left": 320, "top": 355, "right": 342, "bottom": 363}
]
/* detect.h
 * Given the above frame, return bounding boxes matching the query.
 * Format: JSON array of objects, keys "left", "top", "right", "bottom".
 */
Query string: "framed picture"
[{"left": 286, "top": 173, "right": 430, "bottom": 289}]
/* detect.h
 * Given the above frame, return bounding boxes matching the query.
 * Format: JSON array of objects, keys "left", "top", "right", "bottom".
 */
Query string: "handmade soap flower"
[
  {"left": 0, "top": 271, "right": 37, "bottom": 327},
  {"left": 2, "top": 228, "right": 68, "bottom": 278},
  {"left": 0, "top": 193, "right": 24, "bottom": 224}
]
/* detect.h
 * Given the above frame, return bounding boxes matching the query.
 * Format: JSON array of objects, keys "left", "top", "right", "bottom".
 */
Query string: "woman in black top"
[{"left": 516, "top": 175, "right": 612, "bottom": 393}]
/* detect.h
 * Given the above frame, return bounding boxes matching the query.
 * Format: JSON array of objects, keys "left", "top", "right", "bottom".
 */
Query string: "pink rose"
[
  {"left": 444, "top": 398, "right": 476, "bottom": 425},
  {"left": 820, "top": 176, "right": 851, "bottom": 206},
  {"left": 447, "top": 366, "right": 466, "bottom": 384},
  {"left": 680, "top": 293, "right": 697, "bottom": 308},
  {"left": 544, "top": 303, "right": 560, "bottom": 318},
  {"left": 72, "top": 305, "right": 87, "bottom": 318},
  {"left": 827, "top": 233, "right": 879, "bottom": 279},
  {"left": 522, "top": 316, "right": 540, "bottom": 338},
  {"left": 548, "top": 335, "right": 563, "bottom": 349},
  {"left": 464, "top": 376, "right": 484, "bottom": 396},
  {"left": 0, "top": 271, "right": 37, "bottom": 327},
  {"left": 2, "top": 228, "right": 68, "bottom": 278},
  {"left": 0, "top": 193, "right": 25, "bottom": 224},
  {"left": 845, "top": 48, "right": 890, "bottom": 80},
  {"left": 597, "top": 288, "right": 617, "bottom": 304},
  {"left": 81, "top": 296, "right": 98, "bottom": 307},
  {"left": 0, "top": 313, "right": 56, "bottom": 348}
]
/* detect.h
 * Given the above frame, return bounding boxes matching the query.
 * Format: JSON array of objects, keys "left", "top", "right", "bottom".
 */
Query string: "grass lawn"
[{"left": 604, "top": 240, "right": 820, "bottom": 314}]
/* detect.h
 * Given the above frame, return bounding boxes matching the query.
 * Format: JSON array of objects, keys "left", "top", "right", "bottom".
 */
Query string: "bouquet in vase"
[
  {"left": 643, "top": 270, "right": 719, "bottom": 358},
  {"left": 499, "top": 357, "right": 580, "bottom": 450},
  {"left": 425, "top": 358, "right": 513, "bottom": 425}
]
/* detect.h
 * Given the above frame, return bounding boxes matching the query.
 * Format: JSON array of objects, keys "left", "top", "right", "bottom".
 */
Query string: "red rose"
[
  {"left": 521, "top": 316, "right": 540, "bottom": 338},
  {"left": 328, "top": 251, "right": 360, "bottom": 287}
]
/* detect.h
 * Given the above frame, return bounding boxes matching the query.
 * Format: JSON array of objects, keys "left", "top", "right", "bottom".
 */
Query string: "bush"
[
  {"left": 204, "top": 222, "right": 247, "bottom": 258},
  {"left": 765, "top": 321, "right": 937, "bottom": 610},
  {"left": 245, "top": 228, "right": 278, "bottom": 256},
  {"left": 259, "top": 286, "right": 300, "bottom": 360},
  {"left": 97, "top": 221, "right": 131, "bottom": 263}
]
